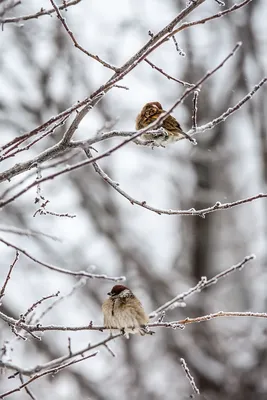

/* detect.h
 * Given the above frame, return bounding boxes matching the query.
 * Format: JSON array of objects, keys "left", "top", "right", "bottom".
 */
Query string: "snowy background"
[{"left": 0, "top": 0, "right": 267, "bottom": 399}]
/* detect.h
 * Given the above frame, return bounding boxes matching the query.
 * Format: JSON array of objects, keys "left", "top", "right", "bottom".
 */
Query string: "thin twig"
[
  {"left": 150, "top": 254, "right": 255, "bottom": 318},
  {"left": 0, "top": 352, "right": 98, "bottom": 398},
  {"left": 33, "top": 165, "right": 76, "bottom": 219},
  {"left": 18, "top": 374, "right": 37, "bottom": 400},
  {"left": 0, "top": 116, "right": 69, "bottom": 161},
  {"left": 149, "top": 0, "right": 253, "bottom": 56},
  {"left": 0, "top": 251, "right": 19, "bottom": 299},
  {"left": 171, "top": 35, "right": 185, "bottom": 56},
  {"left": 0, "top": 151, "right": 80, "bottom": 200},
  {"left": 0, "top": 0, "right": 82, "bottom": 24},
  {"left": 0, "top": 225, "right": 60, "bottom": 242},
  {"left": 0, "top": 237, "right": 126, "bottom": 282},
  {"left": 67, "top": 337, "right": 72, "bottom": 357},
  {"left": 0, "top": 0, "right": 20, "bottom": 19},
  {"left": 17, "top": 292, "right": 60, "bottom": 325},
  {"left": 36, "top": 278, "right": 86, "bottom": 323},
  {"left": 187, "top": 77, "right": 267, "bottom": 136},
  {"left": 192, "top": 90, "right": 200, "bottom": 129},
  {"left": 49, "top": 0, "right": 118, "bottom": 72},
  {"left": 63, "top": 152, "right": 267, "bottom": 219},
  {"left": 0, "top": 334, "right": 120, "bottom": 377},
  {"left": 145, "top": 59, "right": 194, "bottom": 87},
  {"left": 103, "top": 342, "right": 116, "bottom": 357},
  {"left": 180, "top": 358, "right": 200, "bottom": 394}
]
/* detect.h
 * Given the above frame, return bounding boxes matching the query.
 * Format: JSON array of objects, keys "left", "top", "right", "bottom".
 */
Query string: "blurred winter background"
[{"left": 0, "top": 0, "right": 267, "bottom": 399}]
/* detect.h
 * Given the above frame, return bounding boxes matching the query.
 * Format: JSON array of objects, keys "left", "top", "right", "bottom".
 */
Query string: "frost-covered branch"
[
  {"left": 0, "top": 0, "right": 82, "bottom": 25},
  {"left": 49, "top": 0, "right": 118, "bottom": 72},
  {"left": 0, "top": 333, "right": 119, "bottom": 379},
  {"left": 0, "top": 351, "right": 98, "bottom": 399},
  {"left": 150, "top": 254, "right": 255, "bottom": 318},
  {"left": 0, "top": 251, "right": 19, "bottom": 300},
  {"left": 0, "top": 237, "right": 126, "bottom": 282},
  {"left": 1, "top": 310, "right": 266, "bottom": 336},
  {"left": 144, "top": 58, "right": 194, "bottom": 87},
  {"left": 180, "top": 358, "right": 200, "bottom": 395}
]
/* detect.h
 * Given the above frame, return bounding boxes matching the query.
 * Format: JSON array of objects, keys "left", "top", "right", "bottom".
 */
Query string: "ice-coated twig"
[
  {"left": 150, "top": 254, "right": 255, "bottom": 317},
  {"left": 0, "top": 352, "right": 98, "bottom": 398},
  {"left": 180, "top": 358, "right": 200, "bottom": 394},
  {"left": 192, "top": 90, "right": 200, "bottom": 129},
  {"left": 144, "top": 59, "right": 194, "bottom": 87},
  {"left": 0, "top": 251, "right": 19, "bottom": 300},
  {"left": 0, "top": 237, "right": 126, "bottom": 282},
  {"left": 49, "top": 0, "right": 118, "bottom": 72},
  {"left": 0, "top": 0, "right": 82, "bottom": 24}
]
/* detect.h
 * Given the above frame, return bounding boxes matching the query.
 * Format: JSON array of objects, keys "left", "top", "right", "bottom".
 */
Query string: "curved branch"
[{"left": 0, "top": 237, "right": 125, "bottom": 282}]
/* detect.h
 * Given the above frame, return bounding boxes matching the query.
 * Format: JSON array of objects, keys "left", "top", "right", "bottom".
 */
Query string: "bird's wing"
[
  {"left": 163, "top": 114, "right": 183, "bottom": 132},
  {"left": 164, "top": 114, "right": 197, "bottom": 144}
]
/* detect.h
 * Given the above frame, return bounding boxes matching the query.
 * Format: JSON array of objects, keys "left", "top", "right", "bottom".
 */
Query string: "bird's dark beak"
[{"left": 107, "top": 292, "right": 111, "bottom": 296}]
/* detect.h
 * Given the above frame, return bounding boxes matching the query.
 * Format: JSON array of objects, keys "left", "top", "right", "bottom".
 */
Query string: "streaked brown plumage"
[
  {"left": 135, "top": 101, "right": 195, "bottom": 145},
  {"left": 102, "top": 285, "right": 154, "bottom": 338}
]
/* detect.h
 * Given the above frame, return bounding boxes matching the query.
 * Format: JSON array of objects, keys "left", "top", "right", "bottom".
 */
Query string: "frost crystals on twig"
[
  {"left": 171, "top": 35, "right": 186, "bottom": 56},
  {"left": 180, "top": 358, "right": 200, "bottom": 395},
  {"left": 0, "top": 251, "right": 19, "bottom": 301},
  {"left": 33, "top": 165, "right": 76, "bottom": 218},
  {"left": 192, "top": 89, "right": 200, "bottom": 129}
]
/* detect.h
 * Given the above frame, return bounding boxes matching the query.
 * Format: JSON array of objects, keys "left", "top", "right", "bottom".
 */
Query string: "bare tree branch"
[
  {"left": 0, "top": 0, "right": 20, "bottom": 19},
  {"left": 0, "top": 225, "right": 61, "bottom": 241},
  {"left": 144, "top": 59, "right": 194, "bottom": 87},
  {"left": 150, "top": 254, "right": 255, "bottom": 318},
  {"left": 0, "top": 333, "right": 120, "bottom": 376},
  {"left": 49, "top": 0, "right": 118, "bottom": 72},
  {"left": 180, "top": 358, "right": 200, "bottom": 395},
  {"left": 0, "top": 352, "right": 98, "bottom": 398},
  {"left": 0, "top": 0, "right": 82, "bottom": 24},
  {"left": 0, "top": 237, "right": 126, "bottom": 282},
  {"left": 0, "top": 251, "right": 19, "bottom": 300},
  {"left": 1, "top": 310, "right": 266, "bottom": 335}
]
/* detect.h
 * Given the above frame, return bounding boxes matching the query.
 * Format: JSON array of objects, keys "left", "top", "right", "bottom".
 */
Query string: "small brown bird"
[
  {"left": 102, "top": 285, "right": 154, "bottom": 338},
  {"left": 135, "top": 101, "right": 196, "bottom": 146}
]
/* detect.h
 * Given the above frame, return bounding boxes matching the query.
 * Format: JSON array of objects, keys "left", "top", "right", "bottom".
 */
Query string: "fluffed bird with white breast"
[{"left": 102, "top": 285, "right": 154, "bottom": 338}]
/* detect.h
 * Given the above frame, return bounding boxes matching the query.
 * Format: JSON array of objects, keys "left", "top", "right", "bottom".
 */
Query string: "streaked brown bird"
[
  {"left": 135, "top": 101, "right": 196, "bottom": 146},
  {"left": 102, "top": 285, "right": 154, "bottom": 338}
]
